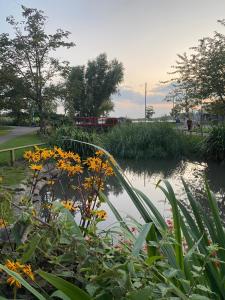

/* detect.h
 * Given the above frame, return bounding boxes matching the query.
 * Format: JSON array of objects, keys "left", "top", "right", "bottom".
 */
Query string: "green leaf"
[
  {"left": 51, "top": 290, "right": 70, "bottom": 300},
  {"left": 158, "top": 180, "right": 184, "bottom": 271},
  {"left": 21, "top": 233, "right": 41, "bottom": 263},
  {"left": 99, "top": 191, "right": 132, "bottom": 234},
  {"left": 145, "top": 255, "right": 163, "bottom": 266},
  {"left": 132, "top": 223, "right": 152, "bottom": 257},
  {"left": 189, "top": 294, "right": 211, "bottom": 300},
  {"left": 0, "top": 264, "right": 46, "bottom": 300},
  {"left": 38, "top": 270, "right": 92, "bottom": 300},
  {"left": 163, "top": 268, "right": 180, "bottom": 279},
  {"left": 127, "top": 287, "right": 153, "bottom": 300}
]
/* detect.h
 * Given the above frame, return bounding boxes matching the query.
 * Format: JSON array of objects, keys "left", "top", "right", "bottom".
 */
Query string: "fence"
[{"left": 0, "top": 143, "right": 45, "bottom": 166}]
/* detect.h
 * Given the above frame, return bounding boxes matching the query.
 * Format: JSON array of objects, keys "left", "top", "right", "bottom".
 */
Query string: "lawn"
[
  {"left": 0, "top": 126, "right": 12, "bottom": 137},
  {"left": 0, "top": 132, "right": 44, "bottom": 166},
  {"left": 0, "top": 165, "right": 28, "bottom": 186},
  {"left": 0, "top": 132, "right": 45, "bottom": 186}
]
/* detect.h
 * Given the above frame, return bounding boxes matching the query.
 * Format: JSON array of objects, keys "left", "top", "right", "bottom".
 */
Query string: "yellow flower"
[
  {"left": 7, "top": 276, "right": 21, "bottom": 289},
  {"left": 83, "top": 157, "right": 103, "bottom": 172},
  {"left": 30, "top": 164, "right": 43, "bottom": 171},
  {"left": 67, "top": 164, "right": 83, "bottom": 176},
  {"left": 22, "top": 264, "right": 35, "bottom": 281},
  {"left": 47, "top": 180, "right": 55, "bottom": 185},
  {"left": 0, "top": 219, "right": 6, "bottom": 228},
  {"left": 42, "top": 203, "right": 52, "bottom": 210},
  {"left": 41, "top": 149, "right": 55, "bottom": 160},
  {"left": 0, "top": 176, "right": 3, "bottom": 183},
  {"left": 32, "top": 209, "right": 37, "bottom": 217},
  {"left": 61, "top": 200, "right": 77, "bottom": 212},
  {"left": 4, "top": 260, "right": 35, "bottom": 288},
  {"left": 23, "top": 150, "right": 33, "bottom": 161},
  {"left": 95, "top": 150, "right": 104, "bottom": 156},
  {"left": 5, "top": 260, "right": 18, "bottom": 272},
  {"left": 95, "top": 210, "right": 107, "bottom": 220},
  {"left": 102, "top": 161, "right": 114, "bottom": 176},
  {"left": 83, "top": 176, "right": 104, "bottom": 191}
]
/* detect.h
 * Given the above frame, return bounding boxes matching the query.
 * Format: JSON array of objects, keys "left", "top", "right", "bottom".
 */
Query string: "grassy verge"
[
  {"left": 0, "top": 132, "right": 44, "bottom": 165},
  {"left": 0, "top": 164, "right": 28, "bottom": 186},
  {"left": 0, "top": 132, "right": 44, "bottom": 185},
  {"left": 0, "top": 126, "right": 12, "bottom": 137}
]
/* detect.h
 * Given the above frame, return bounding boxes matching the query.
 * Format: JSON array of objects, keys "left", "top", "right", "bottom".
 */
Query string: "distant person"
[{"left": 187, "top": 118, "right": 193, "bottom": 131}]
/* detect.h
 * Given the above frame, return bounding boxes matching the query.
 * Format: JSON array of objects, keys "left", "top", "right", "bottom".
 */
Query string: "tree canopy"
[
  {"left": 64, "top": 53, "right": 124, "bottom": 118},
  {"left": 0, "top": 6, "right": 74, "bottom": 131},
  {"left": 146, "top": 105, "right": 155, "bottom": 119},
  {"left": 164, "top": 20, "right": 225, "bottom": 116}
]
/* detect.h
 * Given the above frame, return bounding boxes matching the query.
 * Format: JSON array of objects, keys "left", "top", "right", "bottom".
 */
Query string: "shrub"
[
  {"left": 49, "top": 125, "right": 103, "bottom": 156},
  {"left": 202, "top": 125, "right": 225, "bottom": 161}
]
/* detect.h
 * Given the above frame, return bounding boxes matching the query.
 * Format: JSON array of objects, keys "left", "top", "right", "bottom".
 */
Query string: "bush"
[
  {"left": 103, "top": 122, "right": 202, "bottom": 160},
  {"left": 49, "top": 125, "right": 103, "bottom": 156},
  {"left": 202, "top": 125, "right": 225, "bottom": 161}
]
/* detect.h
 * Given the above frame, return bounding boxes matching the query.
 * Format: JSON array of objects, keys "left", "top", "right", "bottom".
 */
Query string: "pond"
[{"left": 41, "top": 159, "right": 225, "bottom": 227}]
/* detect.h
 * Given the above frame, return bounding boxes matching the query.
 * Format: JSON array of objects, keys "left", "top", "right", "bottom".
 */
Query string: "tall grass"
[{"left": 103, "top": 123, "right": 202, "bottom": 160}]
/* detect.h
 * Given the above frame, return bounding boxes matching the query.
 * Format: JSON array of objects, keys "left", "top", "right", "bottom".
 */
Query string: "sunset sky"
[{"left": 1, "top": 0, "right": 225, "bottom": 117}]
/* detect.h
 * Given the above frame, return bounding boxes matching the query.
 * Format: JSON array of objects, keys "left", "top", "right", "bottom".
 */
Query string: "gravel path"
[{"left": 0, "top": 126, "right": 39, "bottom": 145}]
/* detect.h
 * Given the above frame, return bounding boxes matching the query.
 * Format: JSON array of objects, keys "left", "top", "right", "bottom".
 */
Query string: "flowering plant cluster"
[{"left": 24, "top": 146, "right": 114, "bottom": 230}]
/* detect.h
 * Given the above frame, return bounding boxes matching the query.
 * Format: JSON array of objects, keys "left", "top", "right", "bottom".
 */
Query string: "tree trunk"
[{"left": 38, "top": 101, "right": 46, "bottom": 134}]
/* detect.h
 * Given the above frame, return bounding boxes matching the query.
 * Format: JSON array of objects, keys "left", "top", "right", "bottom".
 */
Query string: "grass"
[
  {"left": 0, "top": 132, "right": 44, "bottom": 185},
  {"left": 103, "top": 123, "right": 203, "bottom": 160},
  {"left": 0, "top": 126, "right": 12, "bottom": 137},
  {"left": 0, "top": 132, "right": 43, "bottom": 165},
  {"left": 0, "top": 164, "right": 27, "bottom": 186}
]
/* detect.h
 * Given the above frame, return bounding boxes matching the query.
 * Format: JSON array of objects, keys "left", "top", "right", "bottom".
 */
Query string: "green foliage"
[
  {"left": 49, "top": 125, "right": 103, "bottom": 156},
  {"left": 64, "top": 53, "right": 124, "bottom": 118},
  {"left": 0, "top": 6, "right": 74, "bottom": 131},
  {"left": 1, "top": 140, "right": 225, "bottom": 299},
  {"left": 165, "top": 20, "right": 225, "bottom": 116},
  {"left": 202, "top": 125, "right": 225, "bottom": 161},
  {"left": 104, "top": 123, "right": 202, "bottom": 160}
]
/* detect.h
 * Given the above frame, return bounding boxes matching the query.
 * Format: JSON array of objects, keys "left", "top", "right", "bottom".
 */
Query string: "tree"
[
  {"left": 164, "top": 20, "right": 225, "bottom": 117},
  {"left": 64, "top": 53, "right": 123, "bottom": 118},
  {"left": 0, "top": 6, "right": 74, "bottom": 131},
  {"left": 146, "top": 105, "right": 155, "bottom": 119}
]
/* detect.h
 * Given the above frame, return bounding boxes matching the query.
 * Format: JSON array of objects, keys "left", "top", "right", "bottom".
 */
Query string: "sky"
[{"left": 1, "top": 0, "right": 225, "bottom": 117}]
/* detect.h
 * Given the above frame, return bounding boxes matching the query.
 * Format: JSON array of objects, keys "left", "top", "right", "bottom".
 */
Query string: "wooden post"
[{"left": 10, "top": 149, "right": 15, "bottom": 166}]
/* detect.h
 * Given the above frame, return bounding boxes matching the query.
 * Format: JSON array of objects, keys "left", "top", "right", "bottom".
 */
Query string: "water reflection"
[
  {"left": 40, "top": 159, "right": 225, "bottom": 226},
  {"left": 107, "top": 159, "right": 225, "bottom": 224}
]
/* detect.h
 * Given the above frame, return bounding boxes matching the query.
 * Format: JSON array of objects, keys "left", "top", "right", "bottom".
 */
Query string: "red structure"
[{"left": 74, "top": 117, "right": 118, "bottom": 129}]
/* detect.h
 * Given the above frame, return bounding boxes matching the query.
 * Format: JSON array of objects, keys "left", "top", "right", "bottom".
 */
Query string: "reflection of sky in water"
[
  {"left": 104, "top": 159, "right": 225, "bottom": 227},
  {"left": 42, "top": 159, "right": 225, "bottom": 228}
]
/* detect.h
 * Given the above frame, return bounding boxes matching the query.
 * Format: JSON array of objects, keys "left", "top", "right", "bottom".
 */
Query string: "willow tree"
[
  {"left": 64, "top": 53, "right": 124, "bottom": 118},
  {"left": 0, "top": 6, "right": 74, "bottom": 132}
]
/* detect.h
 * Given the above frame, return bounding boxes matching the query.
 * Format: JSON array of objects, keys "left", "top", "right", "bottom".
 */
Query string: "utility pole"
[{"left": 145, "top": 82, "right": 147, "bottom": 121}]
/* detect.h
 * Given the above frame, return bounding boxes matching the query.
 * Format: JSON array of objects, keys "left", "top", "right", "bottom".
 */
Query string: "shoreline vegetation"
[
  {"left": 0, "top": 143, "right": 225, "bottom": 299},
  {"left": 50, "top": 122, "right": 225, "bottom": 162}
]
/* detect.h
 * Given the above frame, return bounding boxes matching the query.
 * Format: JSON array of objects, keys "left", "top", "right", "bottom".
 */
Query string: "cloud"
[{"left": 111, "top": 83, "right": 173, "bottom": 117}]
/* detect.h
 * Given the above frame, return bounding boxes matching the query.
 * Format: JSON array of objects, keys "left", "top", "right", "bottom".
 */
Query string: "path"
[{"left": 0, "top": 126, "right": 39, "bottom": 145}]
